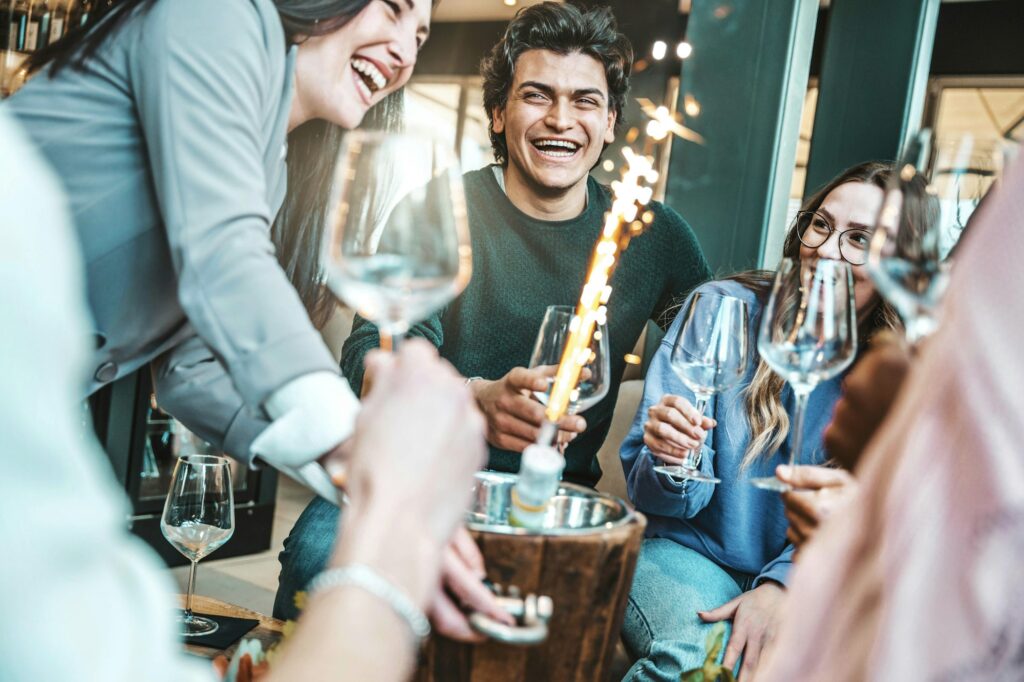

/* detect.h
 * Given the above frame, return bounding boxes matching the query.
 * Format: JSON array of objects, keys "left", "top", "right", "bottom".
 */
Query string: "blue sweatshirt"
[{"left": 620, "top": 280, "right": 842, "bottom": 587}]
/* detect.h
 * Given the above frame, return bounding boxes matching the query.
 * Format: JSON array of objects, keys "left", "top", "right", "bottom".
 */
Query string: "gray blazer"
[{"left": 8, "top": 0, "right": 339, "bottom": 462}]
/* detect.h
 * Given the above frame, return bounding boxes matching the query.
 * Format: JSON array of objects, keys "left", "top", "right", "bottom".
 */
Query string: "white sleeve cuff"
[{"left": 251, "top": 371, "right": 360, "bottom": 470}]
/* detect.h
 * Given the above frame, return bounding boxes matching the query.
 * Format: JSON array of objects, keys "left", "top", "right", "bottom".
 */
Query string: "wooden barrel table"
[{"left": 415, "top": 473, "right": 646, "bottom": 682}]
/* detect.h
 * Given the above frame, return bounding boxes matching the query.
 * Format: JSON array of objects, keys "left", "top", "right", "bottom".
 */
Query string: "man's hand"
[
  {"left": 642, "top": 394, "right": 716, "bottom": 465},
  {"left": 471, "top": 367, "right": 585, "bottom": 452},
  {"left": 824, "top": 338, "right": 911, "bottom": 471},
  {"left": 699, "top": 582, "right": 786, "bottom": 681},
  {"left": 428, "top": 527, "right": 513, "bottom": 641},
  {"left": 777, "top": 465, "right": 857, "bottom": 551}
]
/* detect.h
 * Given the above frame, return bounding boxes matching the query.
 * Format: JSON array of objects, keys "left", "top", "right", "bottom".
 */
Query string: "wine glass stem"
[
  {"left": 787, "top": 389, "right": 811, "bottom": 468},
  {"left": 683, "top": 396, "right": 710, "bottom": 470},
  {"left": 185, "top": 559, "right": 198, "bottom": 621}
]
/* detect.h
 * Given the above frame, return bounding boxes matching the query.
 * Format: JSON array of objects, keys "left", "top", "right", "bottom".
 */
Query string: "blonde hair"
[{"left": 732, "top": 162, "right": 923, "bottom": 469}]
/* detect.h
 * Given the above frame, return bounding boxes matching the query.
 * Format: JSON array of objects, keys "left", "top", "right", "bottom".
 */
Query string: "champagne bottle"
[
  {"left": 47, "top": 0, "right": 64, "bottom": 45},
  {"left": 34, "top": 0, "right": 50, "bottom": 50},
  {"left": 10, "top": 0, "right": 28, "bottom": 51},
  {"left": 508, "top": 443, "right": 564, "bottom": 530}
]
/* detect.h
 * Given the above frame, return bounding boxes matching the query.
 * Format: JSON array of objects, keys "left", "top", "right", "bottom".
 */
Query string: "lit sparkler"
[{"left": 538, "top": 98, "right": 703, "bottom": 442}]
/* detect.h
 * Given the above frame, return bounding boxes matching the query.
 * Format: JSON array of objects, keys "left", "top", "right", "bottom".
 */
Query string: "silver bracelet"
[
  {"left": 465, "top": 375, "right": 484, "bottom": 386},
  {"left": 307, "top": 564, "right": 431, "bottom": 640}
]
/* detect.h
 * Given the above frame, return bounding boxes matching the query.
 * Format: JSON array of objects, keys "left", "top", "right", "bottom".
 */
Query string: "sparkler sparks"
[{"left": 540, "top": 101, "right": 702, "bottom": 434}]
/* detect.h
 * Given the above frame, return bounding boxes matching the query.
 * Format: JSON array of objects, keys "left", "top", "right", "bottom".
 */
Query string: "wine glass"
[
  {"left": 323, "top": 130, "right": 472, "bottom": 351},
  {"left": 751, "top": 258, "right": 857, "bottom": 491},
  {"left": 161, "top": 455, "right": 235, "bottom": 637},
  {"left": 652, "top": 292, "right": 749, "bottom": 485},
  {"left": 867, "top": 129, "right": 1002, "bottom": 344},
  {"left": 529, "top": 305, "right": 610, "bottom": 416}
]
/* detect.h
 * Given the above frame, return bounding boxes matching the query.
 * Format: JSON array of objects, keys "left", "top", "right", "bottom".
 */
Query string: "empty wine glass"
[
  {"left": 652, "top": 292, "right": 749, "bottom": 485},
  {"left": 161, "top": 455, "right": 235, "bottom": 637},
  {"left": 868, "top": 129, "right": 1002, "bottom": 344},
  {"left": 529, "top": 305, "right": 610, "bottom": 416},
  {"left": 751, "top": 258, "right": 858, "bottom": 491},
  {"left": 323, "top": 130, "right": 472, "bottom": 351}
]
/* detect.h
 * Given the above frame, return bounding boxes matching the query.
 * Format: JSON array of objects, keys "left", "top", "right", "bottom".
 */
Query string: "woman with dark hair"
[
  {"left": 619, "top": 162, "right": 929, "bottom": 681},
  {"left": 7, "top": 0, "right": 429, "bottom": 495}
]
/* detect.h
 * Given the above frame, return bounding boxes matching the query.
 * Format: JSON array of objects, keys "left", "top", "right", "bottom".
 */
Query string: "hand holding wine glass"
[
  {"left": 652, "top": 292, "right": 749, "bottom": 485},
  {"left": 751, "top": 258, "right": 857, "bottom": 491},
  {"left": 161, "top": 455, "right": 235, "bottom": 637},
  {"left": 323, "top": 131, "right": 472, "bottom": 350}
]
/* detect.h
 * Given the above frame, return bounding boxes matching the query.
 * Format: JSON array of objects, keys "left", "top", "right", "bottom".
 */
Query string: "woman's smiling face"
[{"left": 292, "top": 0, "right": 431, "bottom": 130}]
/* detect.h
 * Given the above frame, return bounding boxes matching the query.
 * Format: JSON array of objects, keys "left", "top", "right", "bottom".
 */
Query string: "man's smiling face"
[{"left": 492, "top": 49, "right": 616, "bottom": 198}]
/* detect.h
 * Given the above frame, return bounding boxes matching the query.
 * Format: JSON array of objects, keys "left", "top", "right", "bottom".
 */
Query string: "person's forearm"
[{"left": 266, "top": 500, "right": 443, "bottom": 682}]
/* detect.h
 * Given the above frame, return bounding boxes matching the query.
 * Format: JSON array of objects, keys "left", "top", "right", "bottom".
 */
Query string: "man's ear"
[
  {"left": 492, "top": 105, "right": 506, "bottom": 134},
  {"left": 604, "top": 108, "right": 617, "bottom": 144}
]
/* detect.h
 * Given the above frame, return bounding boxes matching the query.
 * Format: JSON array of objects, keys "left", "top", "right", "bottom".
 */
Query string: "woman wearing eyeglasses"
[{"left": 619, "top": 162, "right": 934, "bottom": 681}]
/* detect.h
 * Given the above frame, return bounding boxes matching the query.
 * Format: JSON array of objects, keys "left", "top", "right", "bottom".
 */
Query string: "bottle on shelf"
[
  {"left": 24, "top": 0, "right": 44, "bottom": 52},
  {"left": 8, "top": 0, "right": 29, "bottom": 52},
  {"left": 47, "top": 0, "right": 66, "bottom": 45},
  {"left": 34, "top": 1, "right": 51, "bottom": 50},
  {"left": 508, "top": 443, "right": 565, "bottom": 530}
]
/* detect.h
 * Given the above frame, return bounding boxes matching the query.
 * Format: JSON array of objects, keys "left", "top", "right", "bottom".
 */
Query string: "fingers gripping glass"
[
  {"left": 652, "top": 293, "right": 749, "bottom": 485},
  {"left": 161, "top": 455, "right": 235, "bottom": 637},
  {"left": 796, "top": 211, "right": 872, "bottom": 266}
]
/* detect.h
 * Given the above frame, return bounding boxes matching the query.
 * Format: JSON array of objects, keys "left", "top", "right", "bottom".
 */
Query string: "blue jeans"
[
  {"left": 273, "top": 496, "right": 339, "bottom": 620},
  {"left": 622, "top": 538, "right": 753, "bottom": 681}
]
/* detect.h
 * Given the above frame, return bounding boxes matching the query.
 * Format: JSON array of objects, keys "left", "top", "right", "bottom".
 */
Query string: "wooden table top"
[{"left": 178, "top": 595, "right": 285, "bottom": 661}]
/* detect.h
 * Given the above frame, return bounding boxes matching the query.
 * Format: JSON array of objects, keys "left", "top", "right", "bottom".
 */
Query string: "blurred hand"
[
  {"left": 824, "top": 338, "right": 912, "bottom": 471},
  {"left": 777, "top": 464, "right": 857, "bottom": 552},
  {"left": 699, "top": 581, "right": 785, "bottom": 681},
  {"left": 428, "top": 527, "right": 514, "bottom": 641},
  {"left": 471, "top": 366, "right": 585, "bottom": 452},
  {"left": 344, "top": 340, "right": 486, "bottom": 543},
  {"left": 643, "top": 394, "right": 717, "bottom": 465}
]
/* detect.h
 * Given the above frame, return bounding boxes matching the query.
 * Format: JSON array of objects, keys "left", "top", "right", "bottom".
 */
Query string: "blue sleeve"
[
  {"left": 756, "top": 543, "right": 795, "bottom": 587},
  {"left": 621, "top": 304, "right": 717, "bottom": 519}
]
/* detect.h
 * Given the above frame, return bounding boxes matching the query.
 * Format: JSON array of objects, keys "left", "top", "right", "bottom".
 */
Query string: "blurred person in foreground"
[
  {"left": 0, "top": 110, "right": 485, "bottom": 681},
  {"left": 758, "top": 153, "right": 1024, "bottom": 681}
]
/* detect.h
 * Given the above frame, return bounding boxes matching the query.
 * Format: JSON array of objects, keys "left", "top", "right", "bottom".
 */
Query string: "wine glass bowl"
[
  {"left": 750, "top": 259, "right": 857, "bottom": 492},
  {"left": 652, "top": 292, "right": 749, "bottom": 485},
  {"left": 868, "top": 130, "right": 1000, "bottom": 344},
  {"left": 323, "top": 131, "right": 472, "bottom": 344},
  {"left": 529, "top": 305, "right": 610, "bottom": 416},
  {"left": 161, "top": 455, "right": 235, "bottom": 637}
]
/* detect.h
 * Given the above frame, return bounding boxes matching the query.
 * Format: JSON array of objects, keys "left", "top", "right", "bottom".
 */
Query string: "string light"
[
  {"left": 676, "top": 41, "right": 693, "bottom": 59},
  {"left": 652, "top": 41, "right": 667, "bottom": 61}
]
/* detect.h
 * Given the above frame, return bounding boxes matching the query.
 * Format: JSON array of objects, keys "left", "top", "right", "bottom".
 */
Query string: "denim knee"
[
  {"left": 273, "top": 496, "right": 340, "bottom": 620},
  {"left": 621, "top": 538, "right": 745, "bottom": 681}
]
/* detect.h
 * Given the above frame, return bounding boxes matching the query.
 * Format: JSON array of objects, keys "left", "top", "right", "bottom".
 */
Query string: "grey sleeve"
[
  {"left": 127, "top": 0, "right": 338, "bottom": 409},
  {"left": 152, "top": 335, "right": 269, "bottom": 466}
]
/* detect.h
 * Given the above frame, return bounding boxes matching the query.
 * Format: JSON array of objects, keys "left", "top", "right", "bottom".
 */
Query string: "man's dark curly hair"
[{"left": 480, "top": 2, "right": 633, "bottom": 165}]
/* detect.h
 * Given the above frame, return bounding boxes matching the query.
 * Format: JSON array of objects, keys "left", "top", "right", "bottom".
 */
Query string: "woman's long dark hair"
[{"left": 27, "top": 0, "right": 404, "bottom": 328}]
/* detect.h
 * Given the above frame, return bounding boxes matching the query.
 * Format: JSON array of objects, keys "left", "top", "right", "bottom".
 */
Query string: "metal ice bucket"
[{"left": 466, "top": 471, "right": 636, "bottom": 536}]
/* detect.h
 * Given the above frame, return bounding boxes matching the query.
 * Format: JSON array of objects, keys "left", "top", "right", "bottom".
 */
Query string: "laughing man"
[{"left": 275, "top": 1, "right": 710, "bottom": 636}]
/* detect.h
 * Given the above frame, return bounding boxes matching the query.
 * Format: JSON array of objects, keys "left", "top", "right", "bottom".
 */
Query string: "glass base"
[
  {"left": 178, "top": 612, "right": 219, "bottom": 637},
  {"left": 749, "top": 476, "right": 793, "bottom": 492},
  {"left": 653, "top": 465, "right": 721, "bottom": 485}
]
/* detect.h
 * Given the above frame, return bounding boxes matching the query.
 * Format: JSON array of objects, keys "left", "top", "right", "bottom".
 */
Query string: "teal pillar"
[
  {"left": 664, "top": 0, "right": 819, "bottom": 275},
  {"left": 803, "top": 0, "right": 940, "bottom": 198}
]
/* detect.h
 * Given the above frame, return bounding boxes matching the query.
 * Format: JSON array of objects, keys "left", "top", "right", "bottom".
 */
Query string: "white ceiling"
[{"left": 434, "top": 0, "right": 562, "bottom": 23}]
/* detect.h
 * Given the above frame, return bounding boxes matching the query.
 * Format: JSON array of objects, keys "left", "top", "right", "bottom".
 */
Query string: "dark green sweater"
[{"left": 341, "top": 166, "right": 710, "bottom": 487}]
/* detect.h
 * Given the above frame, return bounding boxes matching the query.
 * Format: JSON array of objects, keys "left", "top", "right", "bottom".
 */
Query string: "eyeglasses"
[{"left": 795, "top": 211, "right": 871, "bottom": 266}]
